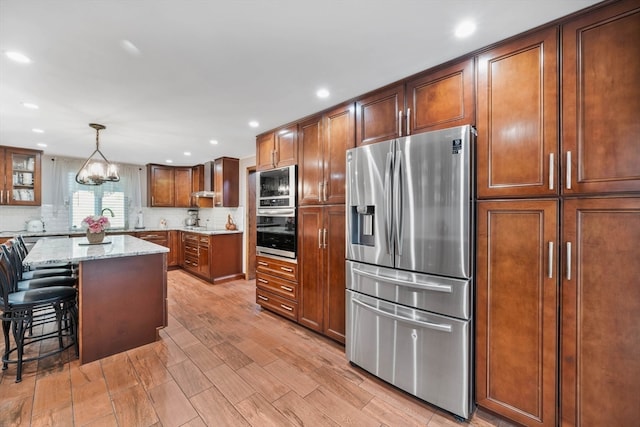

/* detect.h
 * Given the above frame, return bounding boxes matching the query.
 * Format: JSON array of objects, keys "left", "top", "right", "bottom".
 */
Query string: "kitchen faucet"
[{"left": 101, "top": 208, "right": 114, "bottom": 217}]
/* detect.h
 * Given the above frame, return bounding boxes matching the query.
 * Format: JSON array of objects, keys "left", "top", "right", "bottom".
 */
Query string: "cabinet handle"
[
  {"left": 318, "top": 182, "right": 323, "bottom": 202},
  {"left": 398, "top": 111, "right": 403, "bottom": 137},
  {"left": 548, "top": 241, "right": 554, "bottom": 279},
  {"left": 280, "top": 285, "right": 293, "bottom": 292},
  {"left": 0, "top": 190, "right": 3, "bottom": 203},
  {"left": 280, "top": 304, "right": 293, "bottom": 312},
  {"left": 323, "top": 228, "right": 327, "bottom": 249},
  {"left": 566, "top": 151, "right": 572, "bottom": 190},
  {"left": 318, "top": 229, "right": 322, "bottom": 248},
  {"left": 258, "top": 261, "right": 269, "bottom": 266},
  {"left": 566, "top": 242, "right": 572, "bottom": 281},
  {"left": 272, "top": 150, "right": 276, "bottom": 168},
  {"left": 323, "top": 180, "right": 328, "bottom": 202},
  {"left": 549, "top": 153, "right": 554, "bottom": 190},
  {"left": 258, "top": 278, "right": 269, "bottom": 284},
  {"left": 258, "top": 295, "right": 269, "bottom": 301},
  {"left": 406, "top": 108, "right": 411, "bottom": 135},
  {"left": 280, "top": 266, "right": 293, "bottom": 273}
]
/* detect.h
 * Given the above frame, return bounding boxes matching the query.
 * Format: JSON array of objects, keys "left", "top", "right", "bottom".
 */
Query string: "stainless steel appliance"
[
  {"left": 257, "top": 165, "right": 296, "bottom": 208},
  {"left": 346, "top": 125, "right": 475, "bottom": 419},
  {"left": 256, "top": 208, "right": 296, "bottom": 259}
]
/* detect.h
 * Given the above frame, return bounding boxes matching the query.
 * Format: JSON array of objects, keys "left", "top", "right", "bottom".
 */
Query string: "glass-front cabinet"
[{"left": 0, "top": 146, "right": 42, "bottom": 206}]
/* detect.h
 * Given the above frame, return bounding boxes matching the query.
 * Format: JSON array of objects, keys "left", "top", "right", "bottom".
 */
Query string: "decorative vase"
[{"left": 86, "top": 230, "right": 105, "bottom": 244}]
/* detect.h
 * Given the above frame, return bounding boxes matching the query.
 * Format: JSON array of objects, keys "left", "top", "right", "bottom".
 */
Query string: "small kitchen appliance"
[
  {"left": 185, "top": 209, "right": 199, "bottom": 227},
  {"left": 26, "top": 218, "right": 44, "bottom": 232}
]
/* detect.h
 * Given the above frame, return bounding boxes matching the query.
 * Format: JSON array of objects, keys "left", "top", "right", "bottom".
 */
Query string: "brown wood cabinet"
[
  {"left": 561, "top": 197, "right": 640, "bottom": 426},
  {"left": 256, "top": 125, "right": 297, "bottom": 171},
  {"left": 298, "top": 103, "right": 355, "bottom": 206},
  {"left": 135, "top": 230, "right": 178, "bottom": 267},
  {"left": 180, "top": 232, "right": 243, "bottom": 283},
  {"left": 476, "top": 26, "right": 558, "bottom": 199},
  {"left": 256, "top": 255, "right": 298, "bottom": 321},
  {"left": 0, "top": 146, "right": 42, "bottom": 206},
  {"left": 355, "top": 57, "right": 475, "bottom": 146},
  {"left": 561, "top": 0, "right": 640, "bottom": 195},
  {"left": 476, "top": 199, "right": 558, "bottom": 427},
  {"left": 147, "top": 164, "right": 198, "bottom": 208},
  {"left": 297, "top": 205, "right": 346, "bottom": 343},
  {"left": 213, "top": 157, "right": 239, "bottom": 207}
]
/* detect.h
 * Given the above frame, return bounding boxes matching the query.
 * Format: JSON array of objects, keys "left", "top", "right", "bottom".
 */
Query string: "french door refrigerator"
[{"left": 346, "top": 124, "right": 474, "bottom": 419}]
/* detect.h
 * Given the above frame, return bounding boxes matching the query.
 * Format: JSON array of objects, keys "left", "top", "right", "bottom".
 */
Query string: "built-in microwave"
[
  {"left": 257, "top": 165, "right": 296, "bottom": 208},
  {"left": 256, "top": 208, "right": 296, "bottom": 259}
]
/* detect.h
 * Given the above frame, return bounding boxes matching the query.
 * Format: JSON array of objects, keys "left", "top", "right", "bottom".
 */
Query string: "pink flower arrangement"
[{"left": 81, "top": 215, "right": 111, "bottom": 233}]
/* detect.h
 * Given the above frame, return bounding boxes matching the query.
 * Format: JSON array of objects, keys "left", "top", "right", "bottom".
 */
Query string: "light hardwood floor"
[{"left": 0, "top": 269, "right": 515, "bottom": 426}]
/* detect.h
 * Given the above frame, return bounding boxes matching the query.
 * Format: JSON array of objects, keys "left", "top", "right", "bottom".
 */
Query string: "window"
[{"left": 69, "top": 173, "right": 128, "bottom": 229}]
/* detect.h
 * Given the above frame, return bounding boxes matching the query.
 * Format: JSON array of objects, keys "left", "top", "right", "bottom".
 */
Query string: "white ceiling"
[{"left": 1, "top": 0, "right": 602, "bottom": 167}]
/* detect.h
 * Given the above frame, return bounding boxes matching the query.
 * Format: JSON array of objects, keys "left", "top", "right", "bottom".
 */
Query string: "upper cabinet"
[
  {"left": 256, "top": 124, "right": 297, "bottom": 171},
  {"left": 213, "top": 157, "right": 239, "bottom": 207},
  {"left": 476, "top": 27, "right": 559, "bottom": 199},
  {"left": 355, "top": 57, "right": 475, "bottom": 146},
  {"left": 147, "top": 164, "right": 198, "bottom": 208},
  {"left": 561, "top": 0, "right": 640, "bottom": 195},
  {"left": 298, "top": 103, "right": 355, "bottom": 205},
  {"left": 0, "top": 146, "right": 42, "bottom": 206}
]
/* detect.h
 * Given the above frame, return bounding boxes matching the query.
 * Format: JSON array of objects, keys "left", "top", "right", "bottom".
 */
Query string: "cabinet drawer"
[
  {"left": 198, "top": 236, "right": 210, "bottom": 247},
  {"left": 184, "top": 244, "right": 198, "bottom": 256},
  {"left": 184, "top": 233, "right": 199, "bottom": 243},
  {"left": 137, "top": 231, "right": 168, "bottom": 240},
  {"left": 256, "top": 288, "right": 298, "bottom": 321},
  {"left": 256, "top": 256, "right": 298, "bottom": 281},
  {"left": 256, "top": 272, "right": 297, "bottom": 300}
]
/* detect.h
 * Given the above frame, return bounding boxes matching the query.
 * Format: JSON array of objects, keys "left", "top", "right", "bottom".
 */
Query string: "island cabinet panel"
[
  {"left": 0, "top": 146, "right": 42, "bottom": 206},
  {"left": 561, "top": 0, "right": 640, "bottom": 195},
  {"left": 405, "top": 57, "right": 475, "bottom": 135},
  {"left": 210, "top": 233, "right": 243, "bottom": 283},
  {"left": 476, "top": 199, "right": 558, "bottom": 427},
  {"left": 561, "top": 197, "right": 640, "bottom": 427},
  {"left": 256, "top": 124, "right": 297, "bottom": 171},
  {"left": 476, "top": 26, "right": 558, "bottom": 199},
  {"left": 79, "top": 253, "right": 167, "bottom": 364}
]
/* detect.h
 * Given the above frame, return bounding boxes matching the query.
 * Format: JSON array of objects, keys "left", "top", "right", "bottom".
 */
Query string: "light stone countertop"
[
  {"left": 0, "top": 227, "right": 243, "bottom": 239},
  {"left": 22, "top": 234, "right": 169, "bottom": 267}
]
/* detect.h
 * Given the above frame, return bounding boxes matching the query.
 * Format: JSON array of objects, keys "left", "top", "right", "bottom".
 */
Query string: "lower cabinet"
[
  {"left": 180, "top": 232, "right": 243, "bottom": 283},
  {"left": 476, "top": 199, "right": 558, "bottom": 427},
  {"left": 256, "top": 255, "right": 298, "bottom": 321},
  {"left": 297, "top": 205, "right": 346, "bottom": 343},
  {"left": 136, "top": 230, "right": 178, "bottom": 267},
  {"left": 477, "top": 197, "right": 640, "bottom": 427}
]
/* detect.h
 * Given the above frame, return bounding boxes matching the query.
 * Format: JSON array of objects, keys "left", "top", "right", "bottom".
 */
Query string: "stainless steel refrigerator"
[{"left": 346, "top": 125, "right": 474, "bottom": 419}]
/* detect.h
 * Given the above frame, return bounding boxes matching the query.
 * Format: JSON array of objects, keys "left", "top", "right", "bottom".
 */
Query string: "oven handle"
[
  {"left": 352, "top": 267, "right": 452, "bottom": 293},
  {"left": 351, "top": 297, "right": 452, "bottom": 333},
  {"left": 257, "top": 209, "right": 295, "bottom": 216}
]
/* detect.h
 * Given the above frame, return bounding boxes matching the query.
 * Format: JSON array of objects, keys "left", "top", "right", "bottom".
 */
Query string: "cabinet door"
[
  {"left": 214, "top": 157, "right": 239, "bottom": 207},
  {"left": 323, "top": 205, "right": 346, "bottom": 344},
  {"left": 191, "top": 164, "right": 204, "bottom": 207},
  {"left": 477, "top": 27, "right": 558, "bottom": 198},
  {"left": 562, "top": 1, "right": 640, "bottom": 195},
  {"left": 198, "top": 236, "right": 210, "bottom": 278},
  {"left": 168, "top": 230, "right": 179, "bottom": 267},
  {"left": 355, "top": 84, "right": 405, "bottom": 146},
  {"left": 406, "top": 57, "right": 475, "bottom": 135},
  {"left": 561, "top": 197, "right": 640, "bottom": 427},
  {"left": 297, "top": 206, "right": 324, "bottom": 332},
  {"left": 298, "top": 115, "right": 324, "bottom": 205},
  {"left": 1, "top": 146, "right": 42, "bottom": 206},
  {"left": 476, "top": 199, "right": 558, "bottom": 427},
  {"left": 256, "top": 132, "right": 275, "bottom": 171},
  {"left": 275, "top": 124, "right": 297, "bottom": 168},
  {"left": 147, "top": 165, "right": 174, "bottom": 207},
  {"left": 174, "top": 167, "right": 193, "bottom": 207},
  {"left": 323, "top": 104, "right": 355, "bottom": 205}
]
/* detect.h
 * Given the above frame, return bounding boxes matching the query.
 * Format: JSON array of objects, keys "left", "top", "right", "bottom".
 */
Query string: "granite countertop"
[
  {"left": 0, "top": 227, "right": 243, "bottom": 239},
  {"left": 22, "top": 234, "right": 170, "bottom": 267}
]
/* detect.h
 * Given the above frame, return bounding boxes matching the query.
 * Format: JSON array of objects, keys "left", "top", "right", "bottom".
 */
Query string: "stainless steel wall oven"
[{"left": 256, "top": 208, "right": 296, "bottom": 259}]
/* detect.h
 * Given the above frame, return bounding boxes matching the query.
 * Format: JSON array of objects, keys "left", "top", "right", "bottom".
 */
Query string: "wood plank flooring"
[{"left": 0, "top": 269, "right": 515, "bottom": 426}]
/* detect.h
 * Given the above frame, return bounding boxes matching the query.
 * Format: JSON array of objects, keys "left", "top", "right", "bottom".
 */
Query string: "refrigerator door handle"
[
  {"left": 352, "top": 267, "right": 453, "bottom": 293},
  {"left": 351, "top": 297, "right": 452, "bottom": 333},
  {"left": 393, "top": 151, "right": 404, "bottom": 256},
  {"left": 384, "top": 152, "right": 394, "bottom": 254}
]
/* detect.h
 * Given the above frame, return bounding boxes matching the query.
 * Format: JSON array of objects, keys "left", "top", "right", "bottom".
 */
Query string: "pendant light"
[{"left": 75, "top": 123, "right": 120, "bottom": 185}]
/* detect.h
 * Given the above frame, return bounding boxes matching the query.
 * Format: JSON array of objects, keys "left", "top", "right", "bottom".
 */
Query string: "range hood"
[{"left": 192, "top": 161, "right": 214, "bottom": 197}]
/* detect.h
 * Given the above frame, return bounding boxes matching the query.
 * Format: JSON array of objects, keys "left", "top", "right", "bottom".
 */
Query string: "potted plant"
[{"left": 81, "top": 215, "right": 111, "bottom": 243}]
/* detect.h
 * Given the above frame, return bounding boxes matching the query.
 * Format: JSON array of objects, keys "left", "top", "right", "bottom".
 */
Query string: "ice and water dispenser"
[{"left": 350, "top": 205, "right": 375, "bottom": 247}]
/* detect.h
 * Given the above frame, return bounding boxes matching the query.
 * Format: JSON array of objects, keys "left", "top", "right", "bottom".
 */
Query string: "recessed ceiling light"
[
  {"left": 455, "top": 20, "right": 476, "bottom": 38},
  {"left": 209, "top": 139, "right": 219, "bottom": 145},
  {"left": 165, "top": 159, "right": 173, "bottom": 164},
  {"left": 22, "top": 102, "right": 39, "bottom": 109},
  {"left": 249, "top": 121, "right": 259, "bottom": 128},
  {"left": 32, "top": 128, "right": 44, "bottom": 133},
  {"left": 121, "top": 39, "right": 141, "bottom": 56},
  {"left": 316, "top": 88, "right": 330, "bottom": 98},
  {"left": 184, "top": 151, "right": 191, "bottom": 156},
  {"left": 5, "top": 51, "right": 31, "bottom": 64},
  {"left": 36, "top": 143, "right": 47, "bottom": 148}
]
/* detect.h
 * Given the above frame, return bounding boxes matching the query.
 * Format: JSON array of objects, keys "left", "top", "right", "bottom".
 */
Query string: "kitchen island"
[{"left": 23, "top": 235, "right": 169, "bottom": 364}]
